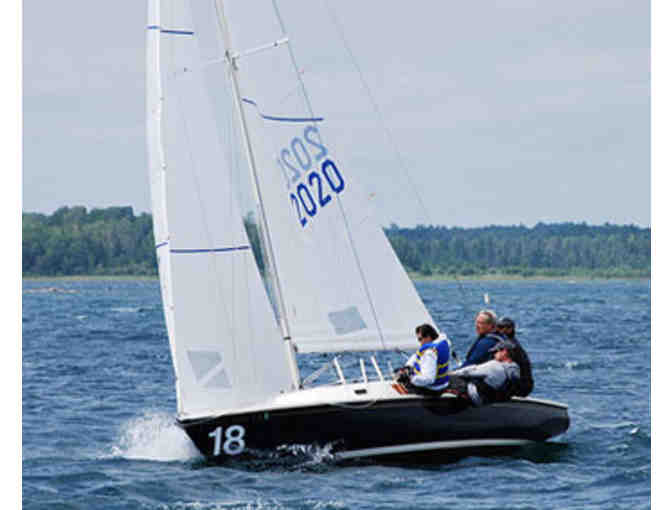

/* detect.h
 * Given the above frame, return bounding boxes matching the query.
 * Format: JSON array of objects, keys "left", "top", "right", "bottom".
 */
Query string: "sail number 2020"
[
  {"left": 278, "top": 126, "right": 346, "bottom": 228},
  {"left": 290, "top": 159, "right": 344, "bottom": 228}
]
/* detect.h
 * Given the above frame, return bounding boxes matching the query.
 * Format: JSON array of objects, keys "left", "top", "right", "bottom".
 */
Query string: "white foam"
[
  {"left": 111, "top": 306, "right": 142, "bottom": 313},
  {"left": 110, "top": 411, "right": 202, "bottom": 462},
  {"left": 155, "top": 499, "right": 297, "bottom": 510},
  {"left": 275, "top": 442, "right": 336, "bottom": 466}
]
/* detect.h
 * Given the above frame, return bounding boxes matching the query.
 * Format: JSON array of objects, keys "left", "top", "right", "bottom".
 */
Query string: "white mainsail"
[
  {"left": 221, "top": 2, "right": 437, "bottom": 353},
  {"left": 146, "top": 0, "right": 293, "bottom": 419}
]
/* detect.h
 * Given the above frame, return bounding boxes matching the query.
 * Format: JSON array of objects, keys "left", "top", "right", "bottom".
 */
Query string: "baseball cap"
[
  {"left": 496, "top": 317, "right": 515, "bottom": 329},
  {"left": 489, "top": 340, "right": 516, "bottom": 353}
]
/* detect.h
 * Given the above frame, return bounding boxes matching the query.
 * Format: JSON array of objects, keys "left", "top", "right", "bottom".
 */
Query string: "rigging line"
[
  {"left": 233, "top": 88, "right": 269, "bottom": 392},
  {"left": 216, "top": 2, "right": 291, "bottom": 342},
  {"left": 321, "top": 0, "right": 457, "bottom": 331},
  {"left": 321, "top": 0, "right": 432, "bottom": 226},
  {"left": 453, "top": 273, "right": 473, "bottom": 321},
  {"left": 271, "top": 0, "right": 388, "bottom": 351},
  {"left": 227, "top": 83, "right": 262, "bottom": 395},
  {"left": 228, "top": 78, "right": 281, "bottom": 327},
  {"left": 216, "top": 1, "right": 300, "bottom": 388},
  {"left": 227, "top": 75, "right": 239, "bottom": 393},
  {"left": 322, "top": 1, "right": 474, "bottom": 327},
  {"left": 215, "top": 0, "right": 294, "bottom": 388}
]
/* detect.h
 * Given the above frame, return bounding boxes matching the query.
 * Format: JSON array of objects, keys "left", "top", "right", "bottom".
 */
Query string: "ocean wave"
[
  {"left": 535, "top": 360, "right": 594, "bottom": 371},
  {"left": 588, "top": 421, "right": 638, "bottom": 430},
  {"left": 24, "top": 287, "right": 78, "bottom": 294},
  {"left": 154, "top": 499, "right": 347, "bottom": 510},
  {"left": 110, "top": 306, "right": 147, "bottom": 313}
]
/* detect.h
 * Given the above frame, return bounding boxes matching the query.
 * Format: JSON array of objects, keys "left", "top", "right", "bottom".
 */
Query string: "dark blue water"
[{"left": 23, "top": 279, "right": 651, "bottom": 509}]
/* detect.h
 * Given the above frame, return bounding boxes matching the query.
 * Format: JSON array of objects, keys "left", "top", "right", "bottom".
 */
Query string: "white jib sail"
[
  {"left": 146, "top": 0, "right": 293, "bottom": 418},
  {"left": 220, "top": 2, "right": 437, "bottom": 353}
]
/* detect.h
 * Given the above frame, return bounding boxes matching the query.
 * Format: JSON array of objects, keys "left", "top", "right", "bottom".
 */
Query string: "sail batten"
[{"left": 169, "top": 246, "right": 251, "bottom": 254}]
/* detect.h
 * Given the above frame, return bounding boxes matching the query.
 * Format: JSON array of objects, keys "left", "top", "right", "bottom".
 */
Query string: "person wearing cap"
[
  {"left": 460, "top": 309, "right": 506, "bottom": 368},
  {"left": 495, "top": 317, "right": 534, "bottom": 397},
  {"left": 447, "top": 340, "right": 520, "bottom": 406},
  {"left": 395, "top": 323, "right": 452, "bottom": 395},
  {"left": 495, "top": 317, "right": 517, "bottom": 341}
]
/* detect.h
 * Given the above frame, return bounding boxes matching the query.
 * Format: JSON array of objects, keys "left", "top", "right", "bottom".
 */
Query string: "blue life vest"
[{"left": 412, "top": 338, "right": 451, "bottom": 390}]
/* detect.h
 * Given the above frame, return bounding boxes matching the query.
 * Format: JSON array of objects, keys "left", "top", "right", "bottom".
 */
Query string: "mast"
[{"left": 214, "top": 1, "right": 301, "bottom": 389}]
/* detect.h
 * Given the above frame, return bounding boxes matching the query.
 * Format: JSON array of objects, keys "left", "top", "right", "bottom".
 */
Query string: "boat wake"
[
  {"left": 107, "top": 412, "right": 341, "bottom": 470},
  {"left": 192, "top": 442, "right": 347, "bottom": 472},
  {"left": 275, "top": 442, "right": 339, "bottom": 465},
  {"left": 109, "top": 411, "right": 202, "bottom": 462}
]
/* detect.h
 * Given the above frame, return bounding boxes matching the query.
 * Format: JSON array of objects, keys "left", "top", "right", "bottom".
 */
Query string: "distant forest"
[{"left": 22, "top": 206, "right": 650, "bottom": 278}]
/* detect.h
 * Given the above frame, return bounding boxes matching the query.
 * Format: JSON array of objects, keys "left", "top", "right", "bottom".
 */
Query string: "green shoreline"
[{"left": 406, "top": 271, "right": 650, "bottom": 281}]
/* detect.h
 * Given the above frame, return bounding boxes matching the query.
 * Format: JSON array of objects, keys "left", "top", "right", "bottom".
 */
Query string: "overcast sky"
[{"left": 22, "top": 0, "right": 650, "bottom": 228}]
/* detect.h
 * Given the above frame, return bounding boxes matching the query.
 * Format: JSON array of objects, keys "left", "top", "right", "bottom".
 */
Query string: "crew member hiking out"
[
  {"left": 447, "top": 340, "right": 520, "bottom": 406},
  {"left": 396, "top": 324, "right": 451, "bottom": 396},
  {"left": 495, "top": 317, "right": 534, "bottom": 397}
]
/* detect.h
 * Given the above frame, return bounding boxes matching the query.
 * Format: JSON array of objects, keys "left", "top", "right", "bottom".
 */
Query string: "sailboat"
[{"left": 145, "top": 0, "right": 569, "bottom": 462}]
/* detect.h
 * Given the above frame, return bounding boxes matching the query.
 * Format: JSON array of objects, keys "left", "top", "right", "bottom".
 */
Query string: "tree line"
[
  {"left": 385, "top": 223, "right": 650, "bottom": 278},
  {"left": 22, "top": 207, "right": 650, "bottom": 278}
]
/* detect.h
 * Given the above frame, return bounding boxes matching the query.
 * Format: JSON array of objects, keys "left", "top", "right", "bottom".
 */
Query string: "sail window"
[
  {"left": 204, "top": 368, "right": 232, "bottom": 389},
  {"left": 187, "top": 350, "right": 222, "bottom": 380},
  {"left": 187, "top": 350, "right": 232, "bottom": 389},
  {"left": 328, "top": 307, "right": 367, "bottom": 335}
]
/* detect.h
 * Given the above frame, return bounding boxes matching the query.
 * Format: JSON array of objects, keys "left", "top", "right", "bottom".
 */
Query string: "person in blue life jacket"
[
  {"left": 395, "top": 324, "right": 451, "bottom": 396},
  {"left": 460, "top": 309, "right": 506, "bottom": 368},
  {"left": 447, "top": 340, "right": 520, "bottom": 406}
]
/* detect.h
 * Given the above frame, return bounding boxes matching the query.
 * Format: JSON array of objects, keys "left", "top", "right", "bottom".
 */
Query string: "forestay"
[
  {"left": 146, "top": 0, "right": 293, "bottom": 419},
  {"left": 221, "top": 2, "right": 437, "bottom": 353}
]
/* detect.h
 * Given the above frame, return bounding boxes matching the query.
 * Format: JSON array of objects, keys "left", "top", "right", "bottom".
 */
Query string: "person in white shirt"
[
  {"left": 447, "top": 341, "right": 520, "bottom": 406},
  {"left": 396, "top": 324, "right": 451, "bottom": 395}
]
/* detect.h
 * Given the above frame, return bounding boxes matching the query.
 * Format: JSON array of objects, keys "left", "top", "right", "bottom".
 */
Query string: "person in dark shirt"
[
  {"left": 460, "top": 310, "right": 505, "bottom": 368},
  {"left": 495, "top": 317, "right": 534, "bottom": 397}
]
